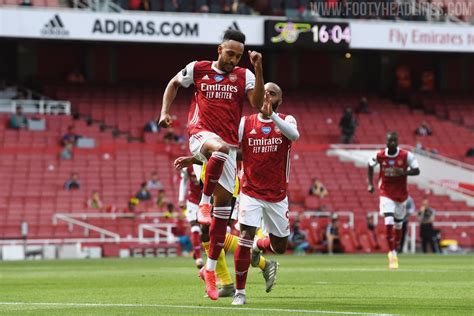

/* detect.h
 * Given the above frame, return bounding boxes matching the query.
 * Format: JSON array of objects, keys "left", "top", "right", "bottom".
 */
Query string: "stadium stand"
[{"left": 0, "top": 86, "right": 472, "bottom": 252}]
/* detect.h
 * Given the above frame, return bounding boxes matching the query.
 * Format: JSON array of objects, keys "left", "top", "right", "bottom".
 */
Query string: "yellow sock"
[
  {"left": 202, "top": 241, "right": 233, "bottom": 286},
  {"left": 216, "top": 250, "right": 233, "bottom": 286},
  {"left": 202, "top": 241, "right": 210, "bottom": 253},
  {"left": 258, "top": 254, "right": 267, "bottom": 270},
  {"left": 223, "top": 233, "right": 238, "bottom": 254}
]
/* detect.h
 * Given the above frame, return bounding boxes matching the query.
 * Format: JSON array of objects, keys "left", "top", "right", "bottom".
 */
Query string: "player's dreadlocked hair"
[{"left": 222, "top": 29, "right": 246, "bottom": 45}]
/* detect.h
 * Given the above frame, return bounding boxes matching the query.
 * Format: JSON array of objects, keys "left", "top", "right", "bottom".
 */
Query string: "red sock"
[
  {"left": 386, "top": 224, "right": 396, "bottom": 252},
  {"left": 395, "top": 228, "right": 403, "bottom": 252},
  {"left": 234, "top": 237, "right": 253, "bottom": 290},
  {"left": 202, "top": 152, "right": 228, "bottom": 197},
  {"left": 208, "top": 217, "right": 228, "bottom": 260},
  {"left": 191, "top": 231, "right": 201, "bottom": 259},
  {"left": 256, "top": 238, "right": 272, "bottom": 253}
]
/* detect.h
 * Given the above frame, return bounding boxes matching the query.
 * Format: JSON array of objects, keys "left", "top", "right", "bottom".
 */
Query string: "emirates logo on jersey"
[
  {"left": 248, "top": 137, "right": 283, "bottom": 154},
  {"left": 229, "top": 74, "right": 237, "bottom": 82},
  {"left": 201, "top": 83, "right": 238, "bottom": 100}
]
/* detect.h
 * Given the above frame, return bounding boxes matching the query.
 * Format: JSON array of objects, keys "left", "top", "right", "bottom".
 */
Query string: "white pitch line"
[{"left": 0, "top": 302, "right": 398, "bottom": 316}]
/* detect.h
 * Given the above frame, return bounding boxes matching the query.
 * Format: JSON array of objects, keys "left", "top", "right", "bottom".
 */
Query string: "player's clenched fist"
[
  {"left": 248, "top": 50, "right": 262, "bottom": 68},
  {"left": 158, "top": 113, "right": 172, "bottom": 128}
]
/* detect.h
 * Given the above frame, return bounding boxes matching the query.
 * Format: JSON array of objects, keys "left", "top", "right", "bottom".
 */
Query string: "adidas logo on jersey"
[
  {"left": 202, "top": 75, "right": 210, "bottom": 80},
  {"left": 250, "top": 129, "right": 257, "bottom": 135},
  {"left": 41, "top": 14, "right": 69, "bottom": 36}
]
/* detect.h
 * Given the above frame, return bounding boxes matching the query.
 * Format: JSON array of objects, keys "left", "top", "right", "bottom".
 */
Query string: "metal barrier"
[{"left": 0, "top": 99, "right": 71, "bottom": 115}]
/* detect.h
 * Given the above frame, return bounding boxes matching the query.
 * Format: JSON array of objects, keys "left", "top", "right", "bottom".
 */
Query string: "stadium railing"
[
  {"left": 300, "top": 211, "right": 354, "bottom": 228},
  {"left": 0, "top": 99, "right": 71, "bottom": 115},
  {"left": 138, "top": 223, "right": 177, "bottom": 244},
  {"left": 53, "top": 213, "right": 121, "bottom": 242},
  {"left": 408, "top": 220, "right": 474, "bottom": 253}
]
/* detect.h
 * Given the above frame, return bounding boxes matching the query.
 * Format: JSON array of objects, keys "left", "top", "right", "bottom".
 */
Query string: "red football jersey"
[
  {"left": 180, "top": 60, "right": 254, "bottom": 146},
  {"left": 240, "top": 114, "right": 293, "bottom": 202},
  {"left": 185, "top": 166, "right": 201, "bottom": 205},
  {"left": 370, "top": 148, "right": 418, "bottom": 202}
]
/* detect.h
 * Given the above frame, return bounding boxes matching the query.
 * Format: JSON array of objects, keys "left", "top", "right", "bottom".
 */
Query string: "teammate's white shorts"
[
  {"left": 185, "top": 200, "right": 199, "bottom": 222},
  {"left": 379, "top": 196, "right": 407, "bottom": 220},
  {"left": 189, "top": 131, "right": 237, "bottom": 194},
  {"left": 238, "top": 193, "right": 290, "bottom": 238}
]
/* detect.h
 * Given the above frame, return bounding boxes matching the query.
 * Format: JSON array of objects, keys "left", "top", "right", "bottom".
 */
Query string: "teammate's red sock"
[
  {"left": 256, "top": 238, "right": 272, "bottom": 253},
  {"left": 234, "top": 237, "right": 253, "bottom": 290},
  {"left": 386, "top": 224, "right": 396, "bottom": 252},
  {"left": 395, "top": 228, "right": 403, "bottom": 252},
  {"left": 202, "top": 152, "right": 228, "bottom": 198},
  {"left": 208, "top": 217, "right": 229, "bottom": 260},
  {"left": 191, "top": 231, "right": 202, "bottom": 259}
]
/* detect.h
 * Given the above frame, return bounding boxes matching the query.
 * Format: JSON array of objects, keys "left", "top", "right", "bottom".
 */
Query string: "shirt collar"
[
  {"left": 385, "top": 147, "right": 400, "bottom": 158},
  {"left": 258, "top": 113, "right": 276, "bottom": 123},
  {"left": 211, "top": 61, "right": 226, "bottom": 74}
]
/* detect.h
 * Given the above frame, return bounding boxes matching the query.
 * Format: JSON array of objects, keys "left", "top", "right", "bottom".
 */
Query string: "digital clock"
[{"left": 265, "top": 21, "right": 351, "bottom": 49}]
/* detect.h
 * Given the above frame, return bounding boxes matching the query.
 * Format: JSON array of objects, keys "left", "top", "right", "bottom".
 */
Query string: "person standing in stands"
[{"left": 418, "top": 199, "right": 441, "bottom": 254}]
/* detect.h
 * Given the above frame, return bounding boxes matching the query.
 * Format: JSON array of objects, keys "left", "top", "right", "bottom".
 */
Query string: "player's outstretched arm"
[
  {"left": 158, "top": 74, "right": 181, "bottom": 128},
  {"left": 247, "top": 50, "right": 264, "bottom": 109}
]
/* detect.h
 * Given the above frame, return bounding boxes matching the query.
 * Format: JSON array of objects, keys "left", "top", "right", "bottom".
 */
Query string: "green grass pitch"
[{"left": 0, "top": 254, "right": 472, "bottom": 315}]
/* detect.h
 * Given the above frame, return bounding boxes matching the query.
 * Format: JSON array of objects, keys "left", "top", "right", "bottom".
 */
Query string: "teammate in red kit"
[
  {"left": 368, "top": 132, "right": 420, "bottom": 269},
  {"left": 158, "top": 29, "right": 264, "bottom": 300},
  {"left": 232, "top": 82, "right": 299, "bottom": 305},
  {"left": 178, "top": 165, "right": 204, "bottom": 269}
]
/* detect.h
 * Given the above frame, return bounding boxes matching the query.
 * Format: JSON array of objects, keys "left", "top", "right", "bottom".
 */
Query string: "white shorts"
[
  {"left": 238, "top": 193, "right": 290, "bottom": 238},
  {"left": 379, "top": 196, "right": 407, "bottom": 220},
  {"left": 189, "top": 131, "right": 237, "bottom": 194},
  {"left": 185, "top": 200, "right": 199, "bottom": 222}
]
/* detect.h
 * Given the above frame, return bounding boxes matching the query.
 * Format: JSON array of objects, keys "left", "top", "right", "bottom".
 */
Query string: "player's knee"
[
  {"left": 239, "top": 226, "right": 256, "bottom": 241},
  {"left": 384, "top": 216, "right": 395, "bottom": 226},
  {"left": 215, "top": 143, "right": 230, "bottom": 155}
]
